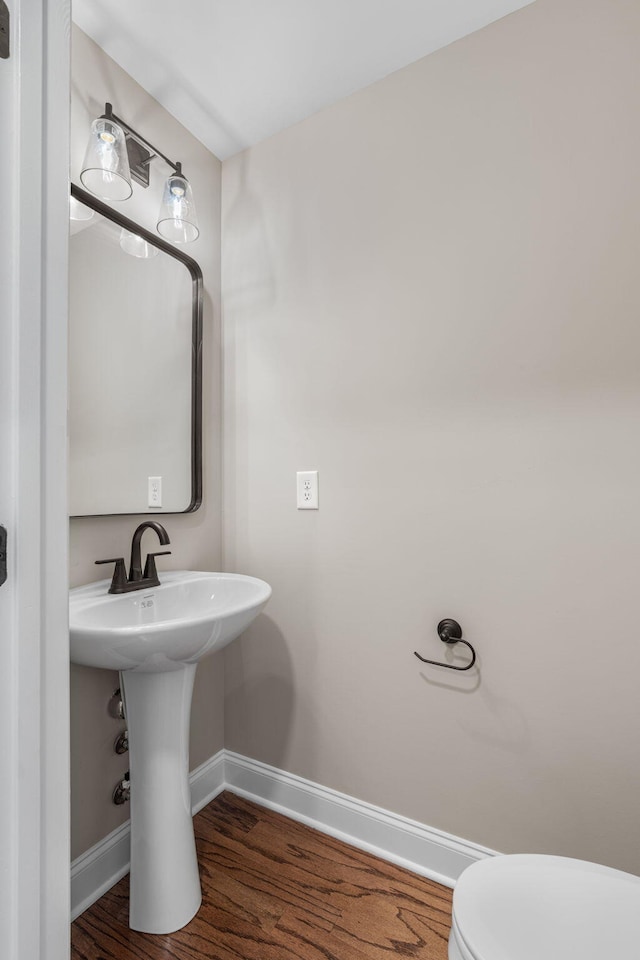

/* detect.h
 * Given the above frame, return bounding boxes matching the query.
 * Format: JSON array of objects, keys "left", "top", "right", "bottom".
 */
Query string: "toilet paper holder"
[{"left": 414, "top": 618, "right": 476, "bottom": 671}]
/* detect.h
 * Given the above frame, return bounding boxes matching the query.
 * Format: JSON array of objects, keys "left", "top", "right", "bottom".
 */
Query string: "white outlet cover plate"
[
  {"left": 148, "top": 476, "right": 162, "bottom": 509},
  {"left": 297, "top": 471, "right": 319, "bottom": 509}
]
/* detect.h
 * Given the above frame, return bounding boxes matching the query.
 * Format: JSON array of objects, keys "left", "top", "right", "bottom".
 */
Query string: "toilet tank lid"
[{"left": 452, "top": 854, "right": 640, "bottom": 960}]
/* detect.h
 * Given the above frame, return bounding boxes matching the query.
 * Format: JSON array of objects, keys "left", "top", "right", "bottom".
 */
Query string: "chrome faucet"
[{"left": 96, "top": 521, "right": 171, "bottom": 594}]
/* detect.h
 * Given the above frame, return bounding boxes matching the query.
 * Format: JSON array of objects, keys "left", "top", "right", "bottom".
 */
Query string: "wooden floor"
[{"left": 71, "top": 792, "right": 453, "bottom": 960}]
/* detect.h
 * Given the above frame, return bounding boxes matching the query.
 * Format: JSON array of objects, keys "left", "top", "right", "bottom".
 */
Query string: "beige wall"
[
  {"left": 70, "top": 26, "right": 224, "bottom": 859},
  {"left": 222, "top": 0, "right": 640, "bottom": 874}
]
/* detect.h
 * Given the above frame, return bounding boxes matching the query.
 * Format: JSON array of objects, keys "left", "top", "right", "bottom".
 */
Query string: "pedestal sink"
[{"left": 69, "top": 570, "right": 271, "bottom": 934}]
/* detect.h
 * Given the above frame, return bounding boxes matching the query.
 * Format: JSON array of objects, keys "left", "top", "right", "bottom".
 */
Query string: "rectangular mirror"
[{"left": 69, "top": 184, "right": 202, "bottom": 516}]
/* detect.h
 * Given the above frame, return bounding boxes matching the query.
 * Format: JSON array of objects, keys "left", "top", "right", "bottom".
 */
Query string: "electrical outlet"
[
  {"left": 148, "top": 476, "right": 162, "bottom": 508},
  {"left": 296, "top": 470, "right": 319, "bottom": 509}
]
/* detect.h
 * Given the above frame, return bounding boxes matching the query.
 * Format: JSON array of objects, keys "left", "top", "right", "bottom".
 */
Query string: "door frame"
[{"left": 0, "top": 1, "right": 70, "bottom": 958}]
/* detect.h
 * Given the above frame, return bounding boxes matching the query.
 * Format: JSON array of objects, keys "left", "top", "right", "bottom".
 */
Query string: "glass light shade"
[
  {"left": 119, "top": 229, "right": 159, "bottom": 259},
  {"left": 69, "top": 195, "right": 95, "bottom": 221},
  {"left": 156, "top": 173, "right": 199, "bottom": 243},
  {"left": 80, "top": 118, "right": 133, "bottom": 201}
]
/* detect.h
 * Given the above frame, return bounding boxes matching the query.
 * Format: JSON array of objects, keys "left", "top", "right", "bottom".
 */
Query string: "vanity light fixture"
[
  {"left": 80, "top": 102, "right": 200, "bottom": 243},
  {"left": 156, "top": 165, "right": 199, "bottom": 243},
  {"left": 80, "top": 113, "right": 133, "bottom": 202}
]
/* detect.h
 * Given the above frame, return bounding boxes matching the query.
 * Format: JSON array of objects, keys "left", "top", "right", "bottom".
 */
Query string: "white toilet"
[{"left": 449, "top": 854, "right": 640, "bottom": 960}]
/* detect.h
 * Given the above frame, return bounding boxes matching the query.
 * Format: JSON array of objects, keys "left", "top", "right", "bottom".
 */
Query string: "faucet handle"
[
  {"left": 143, "top": 550, "right": 171, "bottom": 584},
  {"left": 95, "top": 557, "right": 128, "bottom": 594}
]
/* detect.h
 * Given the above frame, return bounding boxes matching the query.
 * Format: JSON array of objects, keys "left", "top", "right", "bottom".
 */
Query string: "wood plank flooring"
[{"left": 71, "top": 792, "right": 453, "bottom": 960}]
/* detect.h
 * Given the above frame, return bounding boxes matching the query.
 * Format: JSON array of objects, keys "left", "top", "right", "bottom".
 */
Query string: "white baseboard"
[
  {"left": 70, "top": 749, "right": 226, "bottom": 920},
  {"left": 190, "top": 748, "right": 226, "bottom": 815},
  {"left": 71, "top": 749, "right": 496, "bottom": 920},
  {"left": 223, "top": 752, "right": 497, "bottom": 889},
  {"left": 70, "top": 821, "right": 132, "bottom": 922}
]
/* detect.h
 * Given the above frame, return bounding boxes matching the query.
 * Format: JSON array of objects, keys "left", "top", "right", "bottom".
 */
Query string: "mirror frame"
[{"left": 70, "top": 183, "right": 203, "bottom": 516}]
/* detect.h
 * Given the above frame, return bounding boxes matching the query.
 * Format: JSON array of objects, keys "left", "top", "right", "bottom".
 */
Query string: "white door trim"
[{"left": 0, "top": 2, "right": 70, "bottom": 958}]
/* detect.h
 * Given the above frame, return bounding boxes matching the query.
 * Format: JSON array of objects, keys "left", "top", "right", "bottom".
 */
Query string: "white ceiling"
[{"left": 73, "top": 0, "right": 534, "bottom": 161}]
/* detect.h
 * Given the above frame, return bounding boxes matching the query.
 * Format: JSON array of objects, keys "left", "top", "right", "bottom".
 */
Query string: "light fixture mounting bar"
[{"left": 101, "top": 102, "right": 182, "bottom": 178}]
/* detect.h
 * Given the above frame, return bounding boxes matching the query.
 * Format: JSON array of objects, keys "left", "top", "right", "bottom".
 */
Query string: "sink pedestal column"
[{"left": 121, "top": 663, "right": 201, "bottom": 934}]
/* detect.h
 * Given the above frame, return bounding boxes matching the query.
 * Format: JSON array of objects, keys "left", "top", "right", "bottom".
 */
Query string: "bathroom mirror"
[{"left": 68, "top": 184, "right": 202, "bottom": 516}]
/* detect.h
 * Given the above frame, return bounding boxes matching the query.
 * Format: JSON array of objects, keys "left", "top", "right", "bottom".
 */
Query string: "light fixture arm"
[{"left": 101, "top": 102, "right": 183, "bottom": 176}]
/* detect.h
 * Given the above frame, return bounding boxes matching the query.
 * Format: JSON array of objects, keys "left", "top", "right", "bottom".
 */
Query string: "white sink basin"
[
  {"left": 69, "top": 569, "right": 271, "bottom": 672},
  {"left": 69, "top": 568, "right": 271, "bottom": 935}
]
